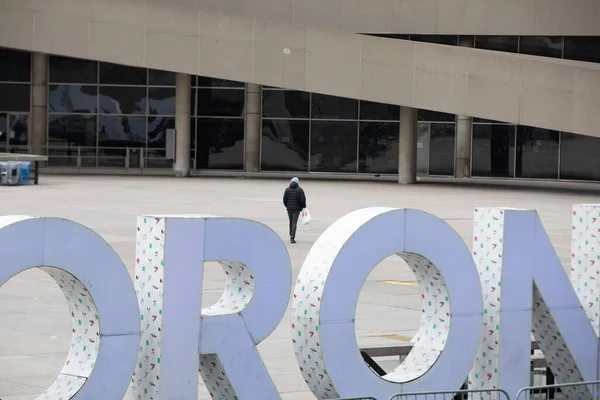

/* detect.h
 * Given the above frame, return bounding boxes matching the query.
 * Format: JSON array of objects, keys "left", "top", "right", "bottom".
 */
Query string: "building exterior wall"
[
  {"left": 197, "top": 0, "right": 600, "bottom": 36},
  {"left": 1, "top": 2, "right": 600, "bottom": 139},
  {"left": 2, "top": 47, "right": 600, "bottom": 183}
]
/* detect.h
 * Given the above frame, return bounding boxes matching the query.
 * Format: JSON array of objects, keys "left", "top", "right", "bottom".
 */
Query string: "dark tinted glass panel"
[
  {"left": 473, "top": 117, "right": 505, "bottom": 123},
  {"left": 471, "top": 124, "right": 516, "bottom": 177},
  {"left": 311, "top": 94, "right": 358, "bottom": 120},
  {"left": 416, "top": 123, "right": 429, "bottom": 176},
  {"left": 98, "top": 115, "right": 146, "bottom": 147},
  {"left": 418, "top": 109, "right": 455, "bottom": 122},
  {"left": 515, "top": 126, "right": 559, "bottom": 179},
  {"left": 148, "top": 87, "right": 175, "bottom": 116},
  {"left": 2, "top": 114, "right": 28, "bottom": 148},
  {"left": 360, "top": 100, "right": 400, "bottom": 121},
  {"left": 358, "top": 122, "right": 399, "bottom": 174},
  {"left": 475, "top": 36, "right": 519, "bottom": 53},
  {"left": 196, "top": 118, "right": 244, "bottom": 169},
  {"left": 519, "top": 36, "right": 562, "bottom": 58},
  {"left": 197, "top": 89, "right": 245, "bottom": 117},
  {"left": 261, "top": 119, "right": 309, "bottom": 171},
  {"left": 262, "top": 90, "right": 310, "bottom": 119},
  {"left": 149, "top": 69, "right": 176, "bottom": 86},
  {"left": 410, "top": 35, "right": 458, "bottom": 46},
  {"left": 0, "top": 84, "right": 30, "bottom": 112},
  {"left": 0, "top": 49, "right": 30, "bottom": 82},
  {"left": 429, "top": 123, "right": 455, "bottom": 176},
  {"left": 48, "top": 114, "right": 97, "bottom": 147},
  {"left": 564, "top": 37, "right": 600, "bottom": 63},
  {"left": 99, "top": 86, "right": 147, "bottom": 115},
  {"left": 147, "top": 116, "right": 175, "bottom": 149},
  {"left": 49, "top": 56, "right": 97, "bottom": 84},
  {"left": 560, "top": 133, "right": 600, "bottom": 181},
  {"left": 99, "top": 62, "right": 147, "bottom": 85},
  {"left": 368, "top": 34, "right": 410, "bottom": 40},
  {"left": 49, "top": 85, "right": 97, "bottom": 113},
  {"left": 310, "top": 121, "right": 358, "bottom": 172},
  {"left": 196, "top": 77, "right": 244, "bottom": 88}
]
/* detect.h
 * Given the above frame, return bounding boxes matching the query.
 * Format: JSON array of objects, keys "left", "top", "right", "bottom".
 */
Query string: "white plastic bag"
[{"left": 300, "top": 208, "right": 312, "bottom": 225}]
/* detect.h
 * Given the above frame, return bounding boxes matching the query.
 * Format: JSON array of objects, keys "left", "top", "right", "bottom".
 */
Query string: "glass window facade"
[
  {"left": 1, "top": 44, "right": 600, "bottom": 181},
  {"left": 0, "top": 48, "right": 31, "bottom": 153},
  {"left": 472, "top": 123, "right": 516, "bottom": 178},
  {"left": 47, "top": 55, "right": 246, "bottom": 170}
]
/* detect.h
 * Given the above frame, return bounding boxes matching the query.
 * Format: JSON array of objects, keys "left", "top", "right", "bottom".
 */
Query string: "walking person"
[{"left": 283, "top": 177, "right": 306, "bottom": 244}]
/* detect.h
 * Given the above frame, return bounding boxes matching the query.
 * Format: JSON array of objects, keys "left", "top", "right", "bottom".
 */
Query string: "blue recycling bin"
[{"left": 19, "top": 161, "right": 31, "bottom": 185}]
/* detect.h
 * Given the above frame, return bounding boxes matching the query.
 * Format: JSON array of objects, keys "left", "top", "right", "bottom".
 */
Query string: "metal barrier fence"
[
  {"left": 390, "top": 388, "right": 511, "bottom": 400},
  {"left": 336, "top": 397, "right": 377, "bottom": 400},
  {"left": 515, "top": 380, "right": 600, "bottom": 400}
]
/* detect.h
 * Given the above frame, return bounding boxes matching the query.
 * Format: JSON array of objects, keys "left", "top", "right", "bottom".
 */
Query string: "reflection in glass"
[
  {"left": 149, "top": 69, "right": 176, "bottom": 86},
  {"left": 358, "top": 122, "right": 399, "bottom": 174},
  {"left": 418, "top": 109, "right": 455, "bottom": 122},
  {"left": 0, "top": 48, "right": 31, "bottom": 82},
  {"left": 147, "top": 116, "right": 175, "bottom": 149},
  {"left": 416, "top": 123, "right": 429, "bottom": 176},
  {"left": 99, "top": 62, "right": 147, "bottom": 85},
  {"left": 196, "top": 118, "right": 244, "bottom": 170},
  {"left": 429, "top": 123, "right": 455, "bottom": 176},
  {"left": 4, "top": 114, "right": 29, "bottom": 149},
  {"left": 515, "top": 126, "right": 559, "bottom": 179},
  {"left": 48, "top": 114, "right": 97, "bottom": 147},
  {"left": 262, "top": 90, "right": 310, "bottom": 119},
  {"left": 475, "top": 36, "right": 519, "bottom": 53},
  {"left": 49, "top": 85, "right": 97, "bottom": 113},
  {"left": 360, "top": 101, "right": 400, "bottom": 121},
  {"left": 196, "top": 77, "right": 244, "bottom": 88},
  {"left": 0, "top": 84, "right": 30, "bottom": 112},
  {"left": 311, "top": 94, "right": 358, "bottom": 120},
  {"left": 560, "top": 133, "right": 600, "bottom": 181},
  {"left": 98, "top": 115, "right": 146, "bottom": 148},
  {"left": 99, "top": 86, "right": 147, "bottom": 115},
  {"left": 47, "top": 114, "right": 97, "bottom": 166},
  {"left": 472, "top": 124, "right": 515, "bottom": 177},
  {"left": 564, "top": 37, "right": 600, "bottom": 63},
  {"left": 261, "top": 119, "right": 309, "bottom": 171},
  {"left": 410, "top": 35, "right": 458, "bottom": 46},
  {"left": 310, "top": 121, "right": 358, "bottom": 172},
  {"left": 148, "top": 87, "right": 175, "bottom": 116},
  {"left": 519, "top": 37, "right": 563, "bottom": 58},
  {"left": 197, "top": 89, "right": 245, "bottom": 117},
  {"left": 49, "top": 56, "right": 97, "bottom": 84}
]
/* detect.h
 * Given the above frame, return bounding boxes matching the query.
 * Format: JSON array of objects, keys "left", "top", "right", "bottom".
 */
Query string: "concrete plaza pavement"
[{"left": 0, "top": 176, "right": 598, "bottom": 399}]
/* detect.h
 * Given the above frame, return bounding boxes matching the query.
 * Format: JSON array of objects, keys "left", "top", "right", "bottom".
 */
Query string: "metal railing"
[
  {"left": 40, "top": 146, "right": 197, "bottom": 171},
  {"left": 336, "top": 397, "right": 377, "bottom": 400},
  {"left": 515, "top": 380, "right": 600, "bottom": 400},
  {"left": 390, "top": 388, "right": 511, "bottom": 400}
]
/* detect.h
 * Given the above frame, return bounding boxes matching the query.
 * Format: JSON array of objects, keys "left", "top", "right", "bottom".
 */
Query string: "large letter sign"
[
  {"left": 130, "top": 215, "right": 291, "bottom": 400},
  {"left": 468, "top": 207, "right": 600, "bottom": 398},
  {"left": 292, "top": 208, "right": 483, "bottom": 399},
  {"left": 0, "top": 205, "right": 599, "bottom": 400},
  {"left": 0, "top": 216, "right": 139, "bottom": 399}
]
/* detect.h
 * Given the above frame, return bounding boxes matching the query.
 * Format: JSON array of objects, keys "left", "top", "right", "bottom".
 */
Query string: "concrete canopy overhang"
[{"left": 1, "top": 0, "right": 599, "bottom": 138}]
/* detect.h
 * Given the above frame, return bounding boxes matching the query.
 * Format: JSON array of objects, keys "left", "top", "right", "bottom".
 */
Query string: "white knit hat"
[{"left": 291, "top": 177, "right": 299, "bottom": 184}]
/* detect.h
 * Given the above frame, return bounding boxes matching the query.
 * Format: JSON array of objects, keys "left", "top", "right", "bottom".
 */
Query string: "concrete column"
[
  {"left": 174, "top": 73, "right": 191, "bottom": 177},
  {"left": 456, "top": 36, "right": 474, "bottom": 178},
  {"left": 398, "top": 106, "right": 418, "bottom": 184},
  {"left": 244, "top": 83, "right": 261, "bottom": 172},
  {"left": 31, "top": 52, "right": 48, "bottom": 155}
]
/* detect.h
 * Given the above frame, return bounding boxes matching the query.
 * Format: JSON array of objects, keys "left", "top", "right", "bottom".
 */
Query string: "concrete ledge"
[{"left": 40, "top": 167, "right": 600, "bottom": 193}]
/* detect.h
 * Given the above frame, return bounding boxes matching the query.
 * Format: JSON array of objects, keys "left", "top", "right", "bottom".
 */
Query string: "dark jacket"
[{"left": 283, "top": 182, "right": 306, "bottom": 211}]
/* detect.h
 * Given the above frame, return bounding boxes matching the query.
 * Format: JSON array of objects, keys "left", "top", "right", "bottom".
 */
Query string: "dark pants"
[{"left": 287, "top": 210, "right": 300, "bottom": 239}]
